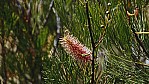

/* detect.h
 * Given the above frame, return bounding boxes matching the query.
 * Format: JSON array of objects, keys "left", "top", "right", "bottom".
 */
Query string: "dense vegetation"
[{"left": 0, "top": 0, "right": 149, "bottom": 84}]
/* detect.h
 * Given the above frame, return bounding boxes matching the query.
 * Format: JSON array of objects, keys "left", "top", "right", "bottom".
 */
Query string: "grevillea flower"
[{"left": 60, "top": 30, "right": 92, "bottom": 62}]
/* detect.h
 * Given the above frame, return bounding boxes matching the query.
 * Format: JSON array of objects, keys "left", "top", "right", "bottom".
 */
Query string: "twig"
[
  {"left": 95, "top": 26, "right": 106, "bottom": 48},
  {"left": 131, "top": 26, "right": 149, "bottom": 58},
  {"left": 52, "top": 7, "right": 61, "bottom": 55},
  {"left": 85, "top": 1, "right": 95, "bottom": 84},
  {"left": 135, "top": 32, "right": 149, "bottom": 34}
]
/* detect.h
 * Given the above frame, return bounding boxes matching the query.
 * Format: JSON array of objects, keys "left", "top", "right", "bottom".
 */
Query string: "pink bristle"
[{"left": 60, "top": 31, "right": 92, "bottom": 62}]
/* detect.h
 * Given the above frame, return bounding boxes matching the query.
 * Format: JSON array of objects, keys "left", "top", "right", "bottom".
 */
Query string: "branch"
[
  {"left": 52, "top": 8, "right": 61, "bottom": 55},
  {"left": 85, "top": 1, "right": 95, "bottom": 84},
  {"left": 131, "top": 26, "right": 149, "bottom": 58},
  {"left": 95, "top": 25, "right": 106, "bottom": 48}
]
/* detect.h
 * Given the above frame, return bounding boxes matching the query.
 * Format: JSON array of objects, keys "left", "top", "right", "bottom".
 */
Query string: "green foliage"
[
  {"left": 49, "top": 0, "right": 149, "bottom": 83},
  {"left": 0, "top": 0, "right": 149, "bottom": 84}
]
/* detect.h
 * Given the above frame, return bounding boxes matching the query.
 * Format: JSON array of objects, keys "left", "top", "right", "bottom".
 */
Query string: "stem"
[
  {"left": 131, "top": 26, "right": 149, "bottom": 58},
  {"left": 85, "top": 1, "right": 95, "bottom": 84},
  {"left": 95, "top": 26, "right": 106, "bottom": 48},
  {"left": 52, "top": 8, "right": 61, "bottom": 55}
]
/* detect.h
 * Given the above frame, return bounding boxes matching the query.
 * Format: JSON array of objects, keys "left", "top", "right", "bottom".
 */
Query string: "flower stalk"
[{"left": 85, "top": 1, "right": 95, "bottom": 84}]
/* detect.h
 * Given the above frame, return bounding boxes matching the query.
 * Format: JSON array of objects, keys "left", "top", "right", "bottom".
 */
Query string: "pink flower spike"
[{"left": 60, "top": 30, "right": 92, "bottom": 62}]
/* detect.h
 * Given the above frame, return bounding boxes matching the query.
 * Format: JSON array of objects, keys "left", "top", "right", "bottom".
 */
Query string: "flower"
[{"left": 60, "top": 30, "right": 92, "bottom": 62}]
